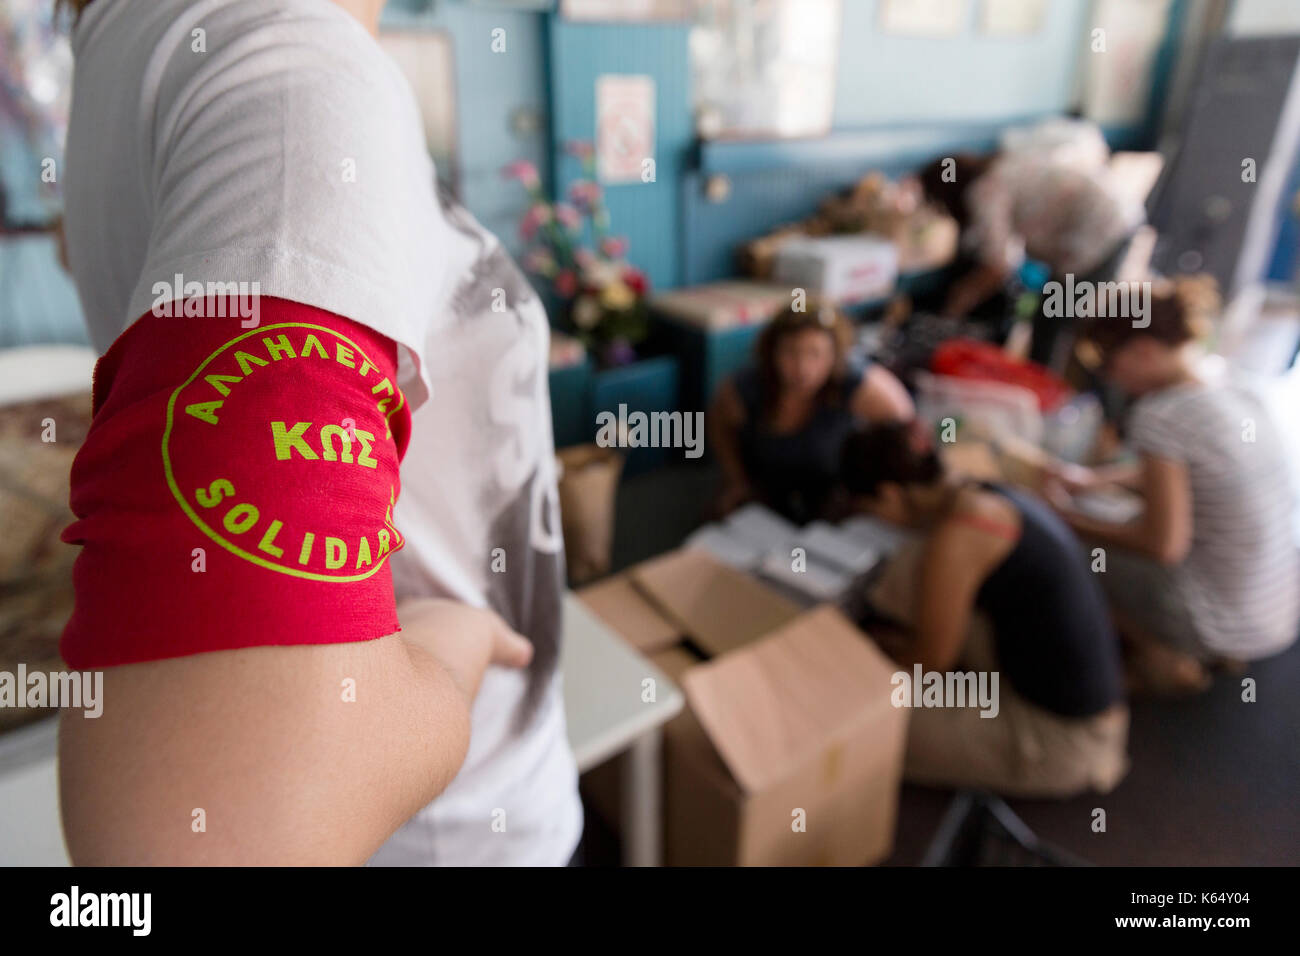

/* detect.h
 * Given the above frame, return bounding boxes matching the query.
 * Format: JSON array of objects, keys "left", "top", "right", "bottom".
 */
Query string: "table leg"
[{"left": 620, "top": 729, "right": 662, "bottom": 867}]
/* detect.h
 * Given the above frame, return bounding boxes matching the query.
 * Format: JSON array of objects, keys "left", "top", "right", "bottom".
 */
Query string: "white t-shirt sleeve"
[
  {"left": 1127, "top": 395, "right": 1190, "bottom": 462},
  {"left": 124, "top": 4, "right": 441, "bottom": 408}
]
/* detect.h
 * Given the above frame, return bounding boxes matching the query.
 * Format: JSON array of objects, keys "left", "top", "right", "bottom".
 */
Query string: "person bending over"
[
  {"left": 842, "top": 422, "right": 1128, "bottom": 798},
  {"left": 1044, "top": 278, "right": 1299, "bottom": 694},
  {"left": 710, "top": 303, "right": 913, "bottom": 524},
  {"left": 918, "top": 149, "right": 1142, "bottom": 370}
]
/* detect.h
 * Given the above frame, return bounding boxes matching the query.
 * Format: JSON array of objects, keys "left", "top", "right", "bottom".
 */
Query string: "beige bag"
[{"left": 556, "top": 444, "right": 624, "bottom": 586}]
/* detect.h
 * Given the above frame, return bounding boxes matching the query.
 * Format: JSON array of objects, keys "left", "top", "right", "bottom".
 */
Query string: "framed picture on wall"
[
  {"left": 596, "top": 74, "right": 656, "bottom": 183},
  {"left": 980, "top": 0, "right": 1046, "bottom": 36},
  {"left": 376, "top": 28, "right": 461, "bottom": 194},
  {"left": 691, "top": 0, "right": 841, "bottom": 140},
  {"left": 561, "top": 0, "right": 689, "bottom": 22},
  {"left": 878, "top": 0, "right": 967, "bottom": 36}
]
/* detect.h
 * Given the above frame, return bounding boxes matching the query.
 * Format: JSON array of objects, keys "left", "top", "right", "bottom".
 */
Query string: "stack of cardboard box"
[{"left": 578, "top": 547, "right": 909, "bottom": 866}]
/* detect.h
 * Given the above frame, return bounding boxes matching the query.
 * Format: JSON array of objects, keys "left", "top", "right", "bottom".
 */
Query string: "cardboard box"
[
  {"left": 650, "top": 280, "right": 793, "bottom": 331},
  {"left": 667, "top": 604, "right": 907, "bottom": 866},
  {"left": 630, "top": 547, "right": 802, "bottom": 658},
  {"left": 577, "top": 549, "right": 908, "bottom": 866},
  {"left": 576, "top": 573, "right": 681, "bottom": 654}
]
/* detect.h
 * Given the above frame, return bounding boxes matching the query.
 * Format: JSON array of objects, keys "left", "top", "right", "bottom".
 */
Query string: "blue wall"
[
  {"left": 547, "top": 20, "right": 692, "bottom": 295},
  {"left": 0, "top": 0, "right": 1199, "bottom": 345},
  {"left": 382, "top": 0, "right": 551, "bottom": 255},
  {"left": 541, "top": 0, "right": 1120, "bottom": 290},
  {"left": 1, "top": 0, "right": 553, "bottom": 348},
  {"left": 832, "top": 0, "right": 1091, "bottom": 126}
]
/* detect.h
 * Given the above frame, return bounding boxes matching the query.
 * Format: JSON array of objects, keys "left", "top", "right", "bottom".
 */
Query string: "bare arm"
[
  {"left": 849, "top": 364, "right": 915, "bottom": 423},
  {"left": 708, "top": 378, "right": 754, "bottom": 513},
  {"left": 59, "top": 599, "right": 528, "bottom": 866},
  {"left": 903, "top": 513, "right": 1013, "bottom": 673},
  {"left": 1047, "top": 458, "right": 1143, "bottom": 492},
  {"left": 1054, "top": 454, "right": 1193, "bottom": 565},
  {"left": 942, "top": 263, "right": 1008, "bottom": 318}
]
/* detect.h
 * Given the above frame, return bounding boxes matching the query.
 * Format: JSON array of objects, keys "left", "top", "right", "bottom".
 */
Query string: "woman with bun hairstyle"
[
  {"left": 1046, "top": 278, "right": 1299, "bottom": 692},
  {"left": 841, "top": 421, "right": 1128, "bottom": 797}
]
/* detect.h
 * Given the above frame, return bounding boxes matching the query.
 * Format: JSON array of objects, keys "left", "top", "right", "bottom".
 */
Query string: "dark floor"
[{"left": 585, "top": 461, "right": 1300, "bottom": 866}]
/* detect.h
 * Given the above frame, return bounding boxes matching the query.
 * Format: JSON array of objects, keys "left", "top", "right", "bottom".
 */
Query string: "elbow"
[
  {"left": 419, "top": 665, "right": 474, "bottom": 799},
  {"left": 1149, "top": 537, "right": 1190, "bottom": 567}
]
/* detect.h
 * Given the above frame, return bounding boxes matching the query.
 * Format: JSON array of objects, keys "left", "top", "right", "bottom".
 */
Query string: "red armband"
[{"left": 60, "top": 296, "right": 412, "bottom": 669}]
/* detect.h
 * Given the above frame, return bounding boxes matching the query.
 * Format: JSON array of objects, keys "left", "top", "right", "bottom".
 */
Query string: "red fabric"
[
  {"left": 60, "top": 296, "right": 412, "bottom": 669},
  {"left": 929, "top": 339, "right": 1072, "bottom": 412},
  {"left": 950, "top": 513, "right": 1021, "bottom": 542}
]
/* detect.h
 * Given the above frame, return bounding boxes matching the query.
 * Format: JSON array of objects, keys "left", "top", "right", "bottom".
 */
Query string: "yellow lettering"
[
  {"left": 371, "top": 377, "right": 393, "bottom": 397},
  {"left": 358, "top": 359, "right": 376, "bottom": 378},
  {"left": 185, "top": 400, "right": 223, "bottom": 425},
  {"left": 300, "top": 334, "right": 328, "bottom": 359},
  {"left": 354, "top": 429, "right": 378, "bottom": 468},
  {"left": 258, "top": 519, "right": 285, "bottom": 558},
  {"left": 319, "top": 424, "right": 354, "bottom": 463},
  {"left": 204, "top": 373, "right": 242, "bottom": 398},
  {"left": 223, "top": 503, "right": 258, "bottom": 534},
  {"left": 377, "top": 528, "right": 391, "bottom": 557},
  {"left": 195, "top": 478, "right": 235, "bottom": 509},
  {"left": 234, "top": 350, "right": 269, "bottom": 376},
  {"left": 325, "top": 537, "right": 347, "bottom": 569},
  {"left": 271, "top": 421, "right": 317, "bottom": 460},
  {"left": 263, "top": 335, "right": 297, "bottom": 361},
  {"left": 355, "top": 536, "right": 372, "bottom": 569},
  {"left": 298, "top": 532, "right": 315, "bottom": 565},
  {"left": 336, "top": 344, "right": 356, "bottom": 368}
]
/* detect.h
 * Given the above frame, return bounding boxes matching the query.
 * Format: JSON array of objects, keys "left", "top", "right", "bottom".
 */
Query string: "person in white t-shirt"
[{"left": 57, "top": 0, "right": 581, "bottom": 865}]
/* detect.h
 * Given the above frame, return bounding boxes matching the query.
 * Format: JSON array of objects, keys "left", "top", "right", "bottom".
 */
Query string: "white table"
[
  {"left": 0, "top": 592, "right": 683, "bottom": 867},
  {"left": 560, "top": 592, "right": 684, "bottom": 867},
  {"left": 0, "top": 716, "right": 67, "bottom": 866}
]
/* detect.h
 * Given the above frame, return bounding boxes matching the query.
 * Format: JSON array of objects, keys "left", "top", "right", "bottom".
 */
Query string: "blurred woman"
[
  {"left": 1046, "top": 279, "right": 1300, "bottom": 692},
  {"left": 842, "top": 421, "right": 1128, "bottom": 797},
  {"left": 710, "top": 303, "right": 913, "bottom": 524},
  {"left": 919, "top": 151, "right": 1143, "bottom": 370}
]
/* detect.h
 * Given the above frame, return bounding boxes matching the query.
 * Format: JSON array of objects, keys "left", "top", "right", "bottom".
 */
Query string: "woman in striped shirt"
[{"left": 1045, "top": 279, "right": 1299, "bottom": 693}]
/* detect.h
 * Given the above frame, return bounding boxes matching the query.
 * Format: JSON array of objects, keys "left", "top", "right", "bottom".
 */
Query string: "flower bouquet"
[{"left": 503, "top": 142, "right": 650, "bottom": 367}]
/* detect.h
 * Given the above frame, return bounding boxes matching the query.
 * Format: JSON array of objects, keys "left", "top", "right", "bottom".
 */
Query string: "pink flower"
[
  {"left": 519, "top": 203, "right": 552, "bottom": 241},
  {"left": 564, "top": 140, "right": 595, "bottom": 161},
  {"left": 573, "top": 248, "right": 597, "bottom": 270},
  {"left": 599, "top": 235, "right": 629, "bottom": 259},
  {"left": 568, "top": 179, "right": 603, "bottom": 209},
  {"left": 554, "top": 270, "right": 578, "bottom": 298},
  {"left": 622, "top": 266, "right": 648, "bottom": 296},
  {"left": 523, "top": 247, "right": 556, "bottom": 275},
  {"left": 502, "top": 160, "right": 541, "bottom": 191},
  {"left": 554, "top": 203, "right": 582, "bottom": 230}
]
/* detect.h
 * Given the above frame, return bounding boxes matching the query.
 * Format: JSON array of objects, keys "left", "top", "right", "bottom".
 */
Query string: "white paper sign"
[
  {"left": 596, "top": 74, "right": 655, "bottom": 184},
  {"left": 980, "top": 0, "right": 1046, "bottom": 36},
  {"left": 878, "top": 0, "right": 967, "bottom": 35}
]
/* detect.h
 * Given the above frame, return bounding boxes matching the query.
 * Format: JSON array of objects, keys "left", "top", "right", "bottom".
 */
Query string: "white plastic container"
[{"left": 772, "top": 235, "right": 898, "bottom": 304}]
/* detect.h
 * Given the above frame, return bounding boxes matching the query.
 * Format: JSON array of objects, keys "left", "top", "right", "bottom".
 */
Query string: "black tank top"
[
  {"left": 734, "top": 362, "right": 865, "bottom": 526},
  {"left": 973, "top": 483, "right": 1125, "bottom": 717}
]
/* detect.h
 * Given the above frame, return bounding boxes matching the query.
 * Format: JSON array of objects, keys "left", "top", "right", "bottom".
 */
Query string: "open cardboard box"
[{"left": 577, "top": 547, "right": 909, "bottom": 866}]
